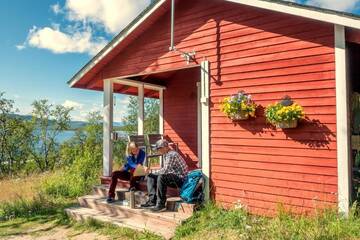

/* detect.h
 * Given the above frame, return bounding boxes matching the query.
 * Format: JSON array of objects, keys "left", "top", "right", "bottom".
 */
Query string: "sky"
[{"left": 0, "top": 0, "right": 359, "bottom": 122}]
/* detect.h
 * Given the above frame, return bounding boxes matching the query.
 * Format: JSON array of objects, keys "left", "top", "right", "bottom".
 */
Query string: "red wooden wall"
[
  {"left": 205, "top": 3, "right": 337, "bottom": 215},
  {"left": 163, "top": 68, "right": 200, "bottom": 169},
  {"left": 90, "top": 0, "right": 337, "bottom": 215}
]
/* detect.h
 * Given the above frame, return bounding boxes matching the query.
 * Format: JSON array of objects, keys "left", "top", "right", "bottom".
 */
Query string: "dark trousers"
[
  {"left": 108, "top": 170, "right": 141, "bottom": 198},
  {"left": 147, "top": 173, "right": 184, "bottom": 206}
]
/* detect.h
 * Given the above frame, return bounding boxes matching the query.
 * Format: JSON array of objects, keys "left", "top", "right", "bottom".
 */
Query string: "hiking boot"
[
  {"left": 140, "top": 200, "right": 156, "bottom": 208},
  {"left": 151, "top": 204, "right": 166, "bottom": 212},
  {"left": 106, "top": 197, "right": 115, "bottom": 203}
]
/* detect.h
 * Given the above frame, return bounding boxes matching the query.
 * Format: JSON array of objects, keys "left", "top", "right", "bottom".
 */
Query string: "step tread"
[
  {"left": 79, "top": 195, "right": 191, "bottom": 223},
  {"left": 94, "top": 184, "right": 128, "bottom": 192},
  {"left": 65, "top": 206, "right": 175, "bottom": 239},
  {"left": 93, "top": 185, "right": 178, "bottom": 200}
]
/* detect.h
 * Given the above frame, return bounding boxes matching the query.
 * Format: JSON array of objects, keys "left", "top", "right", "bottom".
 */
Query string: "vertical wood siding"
[{"left": 95, "top": 0, "right": 337, "bottom": 214}]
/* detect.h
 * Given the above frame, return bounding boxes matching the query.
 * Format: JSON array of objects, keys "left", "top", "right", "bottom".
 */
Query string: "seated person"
[
  {"left": 141, "top": 139, "right": 188, "bottom": 212},
  {"left": 107, "top": 141, "right": 146, "bottom": 203}
]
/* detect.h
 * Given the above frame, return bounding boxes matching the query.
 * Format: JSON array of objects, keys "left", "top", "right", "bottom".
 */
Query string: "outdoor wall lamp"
[{"left": 181, "top": 50, "right": 196, "bottom": 64}]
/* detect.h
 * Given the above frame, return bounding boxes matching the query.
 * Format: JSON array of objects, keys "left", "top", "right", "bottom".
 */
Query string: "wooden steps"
[
  {"left": 66, "top": 185, "right": 195, "bottom": 239},
  {"left": 65, "top": 207, "right": 175, "bottom": 239}
]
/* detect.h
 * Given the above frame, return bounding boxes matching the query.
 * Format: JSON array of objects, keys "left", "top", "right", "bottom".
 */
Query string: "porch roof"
[
  {"left": 68, "top": 0, "right": 360, "bottom": 91},
  {"left": 105, "top": 65, "right": 200, "bottom": 98}
]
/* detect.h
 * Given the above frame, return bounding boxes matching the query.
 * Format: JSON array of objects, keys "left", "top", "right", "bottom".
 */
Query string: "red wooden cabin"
[{"left": 69, "top": 0, "right": 360, "bottom": 215}]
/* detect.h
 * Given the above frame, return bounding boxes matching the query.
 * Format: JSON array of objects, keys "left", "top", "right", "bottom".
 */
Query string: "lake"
[
  {"left": 55, "top": 130, "right": 128, "bottom": 143},
  {"left": 56, "top": 130, "right": 76, "bottom": 142}
]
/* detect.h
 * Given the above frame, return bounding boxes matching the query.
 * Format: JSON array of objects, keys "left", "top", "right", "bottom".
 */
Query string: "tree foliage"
[
  {"left": 28, "top": 100, "right": 72, "bottom": 171},
  {"left": 43, "top": 111, "right": 104, "bottom": 197},
  {"left": 122, "top": 96, "right": 159, "bottom": 135},
  {"left": 0, "top": 92, "right": 159, "bottom": 186},
  {"left": 0, "top": 92, "right": 32, "bottom": 176}
]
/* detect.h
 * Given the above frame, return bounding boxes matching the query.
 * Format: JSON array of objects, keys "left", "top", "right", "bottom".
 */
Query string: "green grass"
[
  {"left": 2, "top": 173, "right": 360, "bottom": 240},
  {"left": 0, "top": 214, "right": 163, "bottom": 240},
  {"left": 72, "top": 218, "right": 163, "bottom": 240},
  {"left": 0, "top": 193, "right": 163, "bottom": 240},
  {"left": 173, "top": 202, "right": 360, "bottom": 240}
]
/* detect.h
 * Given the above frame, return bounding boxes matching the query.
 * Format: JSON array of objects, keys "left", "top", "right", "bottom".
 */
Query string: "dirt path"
[{"left": 1, "top": 223, "right": 109, "bottom": 240}]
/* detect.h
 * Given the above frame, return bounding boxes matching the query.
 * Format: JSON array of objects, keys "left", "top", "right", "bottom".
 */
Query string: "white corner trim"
[
  {"left": 197, "top": 82, "right": 202, "bottom": 167},
  {"left": 200, "top": 61, "right": 210, "bottom": 201},
  {"left": 69, "top": 0, "right": 167, "bottom": 88},
  {"left": 138, "top": 84, "right": 144, "bottom": 135},
  {"left": 103, "top": 79, "right": 114, "bottom": 177},
  {"left": 226, "top": 0, "right": 360, "bottom": 30},
  {"left": 335, "top": 24, "right": 351, "bottom": 215},
  {"left": 159, "top": 89, "right": 164, "bottom": 135}
]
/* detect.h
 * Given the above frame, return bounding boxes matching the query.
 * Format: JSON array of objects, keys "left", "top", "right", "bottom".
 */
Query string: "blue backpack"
[{"left": 180, "top": 169, "right": 204, "bottom": 203}]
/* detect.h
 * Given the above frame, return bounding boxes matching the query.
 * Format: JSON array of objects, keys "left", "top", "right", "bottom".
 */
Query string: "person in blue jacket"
[{"left": 107, "top": 141, "right": 146, "bottom": 203}]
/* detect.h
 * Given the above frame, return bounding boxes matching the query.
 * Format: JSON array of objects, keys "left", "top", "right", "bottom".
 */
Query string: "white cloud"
[
  {"left": 25, "top": 26, "right": 107, "bottom": 55},
  {"left": 291, "top": 0, "right": 360, "bottom": 11},
  {"left": 18, "top": 1, "right": 151, "bottom": 55},
  {"left": 62, "top": 100, "right": 94, "bottom": 121},
  {"left": 51, "top": 3, "right": 63, "bottom": 15},
  {"left": 16, "top": 44, "right": 26, "bottom": 50},
  {"left": 65, "top": 0, "right": 151, "bottom": 34},
  {"left": 306, "top": 0, "right": 359, "bottom": 11},
  {"left": 61, "top": 99, "right": 127, "bottom": 122},
  {"left": 62, "top": 100, "right": 84, "bottom": 109}
]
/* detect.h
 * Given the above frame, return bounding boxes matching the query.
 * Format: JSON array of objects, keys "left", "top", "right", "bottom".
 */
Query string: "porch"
[
  {"left": 101, "top": 63, "right": 210, "bottom": 195},
  {"left": 66, "top": 62, "right": 210, "bottom": 239}
]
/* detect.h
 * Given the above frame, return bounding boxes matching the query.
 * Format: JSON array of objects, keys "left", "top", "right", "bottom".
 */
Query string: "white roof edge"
[
  {"left": 69, "top": 0, "right": 360, "bottom": 88},
  {"left": 69, "top": 0, "right": 167, "bottom": 88},
  {"left": 226, "top": 0, "right": 360, "bottom": 30}
]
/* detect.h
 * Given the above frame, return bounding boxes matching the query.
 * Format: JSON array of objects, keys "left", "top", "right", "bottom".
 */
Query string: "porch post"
[
  {"left": 103, "top": 79, "right": 113, "bottom": 177},
  {"left": 335, "top": 24, "right": 351, "bottom": 215},
  {"left": 200, "top": 61, "right": 210, "bottom": 201},
  {"left": 159, "top": 89, "right": 164, "bottom": 134},
  {"left": 138, "top": 84, "right": 144, "bottom": 135}
]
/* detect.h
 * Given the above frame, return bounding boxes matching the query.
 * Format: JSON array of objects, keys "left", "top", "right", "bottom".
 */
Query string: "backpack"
[{"left": 180, "top": 169, "right": 205, "bottom": 203}]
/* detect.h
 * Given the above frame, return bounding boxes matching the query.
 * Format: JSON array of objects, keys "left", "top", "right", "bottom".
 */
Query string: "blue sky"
[{"left": 0, "top": 0, "right": 359, "bottom": 121}]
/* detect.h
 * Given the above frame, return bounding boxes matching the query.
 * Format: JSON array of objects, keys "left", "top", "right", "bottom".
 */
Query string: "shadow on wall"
[
  {"left": 282, "top": 118, "right": 335, "bottom": 149},
  {"left": 232, "top": 105, "right": 274, "bottom": 135},
  {"left": 226, "top": 105, "right": 334, "bottom": 149},
  {"left": 164, "top": 135, "right": 199, "bottom": 170}
]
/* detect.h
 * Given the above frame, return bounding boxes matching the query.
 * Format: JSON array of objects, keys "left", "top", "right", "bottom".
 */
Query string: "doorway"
[{"left": 347, "top": 42, "right": 360, "bottom": 204}]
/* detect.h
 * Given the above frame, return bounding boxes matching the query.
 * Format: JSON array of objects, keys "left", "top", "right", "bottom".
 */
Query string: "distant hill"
[{"left": 11, "top": 114, "right": 123, "bottom": 130}]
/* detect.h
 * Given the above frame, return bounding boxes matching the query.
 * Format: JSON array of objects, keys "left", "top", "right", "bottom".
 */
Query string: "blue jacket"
[{"left": 123, "top": 149, "right": 146, "bottom": 172}]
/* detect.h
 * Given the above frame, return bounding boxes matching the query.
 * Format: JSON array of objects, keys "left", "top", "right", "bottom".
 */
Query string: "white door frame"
[
  {"left": 197, "top": 81, "right": 202, "bottom": 167},
  {"left": 335, "top": 24, "right": 351, "bottom": 215},
  {"left": 200, "top": 61, "right": 210, "bottom": 201}
]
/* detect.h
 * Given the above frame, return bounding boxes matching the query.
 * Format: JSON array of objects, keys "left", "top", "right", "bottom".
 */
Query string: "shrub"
[{"left": 42, "top": 147, "right": 102, "bottom": 198}]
